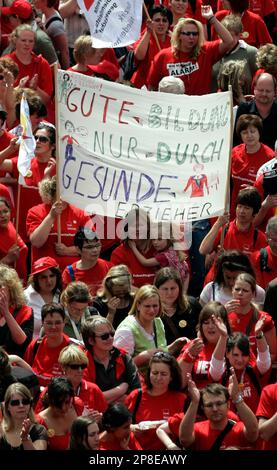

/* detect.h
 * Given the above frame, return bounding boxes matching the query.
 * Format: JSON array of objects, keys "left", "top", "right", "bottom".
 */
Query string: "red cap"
[
  {"left": 31, "top": 257, "right": 59, "bottom": 276},
  {"left": 1, "top": 0, "right": 33, "bottom": 19},
  {"left": 90, "top": 60, "right": 119, "bottom": 82}
]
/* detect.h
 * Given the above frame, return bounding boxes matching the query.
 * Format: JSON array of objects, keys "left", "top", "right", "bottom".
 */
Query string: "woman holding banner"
[
  {"left": 131, "top": 5, "right": 172, "bottom": 89},
  {"left": 0, "top": 122, "right": 56, "bottom": 242},
  {"left": 26, "top": 176, "right": 91, "bottom": 271},
  {"left": 147, "top": 4, "right": 233, "bottom": 94}
]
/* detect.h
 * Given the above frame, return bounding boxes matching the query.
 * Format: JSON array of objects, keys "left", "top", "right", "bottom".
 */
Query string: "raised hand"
[
  {"left": 201, "top": 4, "right": 214, "bottom": 20},
  {"left": 188, "top": 337, "right": 204, "bottom": 357},
  {"left": 212, "top": 315, "right": 228, "bottom": 337},
  {"left": 255, "top": 315, "right": 266, "bottom": 336},
  {"left": 228, "top": 366, "right": 239, "bottom": 400},
  {"left": 187, "top": 373, "right": 200, "bottom": 403}
]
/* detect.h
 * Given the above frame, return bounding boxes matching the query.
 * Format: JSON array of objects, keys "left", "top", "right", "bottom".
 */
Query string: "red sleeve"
[
  {"left": 256, "top": 385, "right": 275, "bottom": 418},
  {"left": 154, "top": 252, "right": 169, "bottom": 267},
  {"left": 62, "top": 266, "right": 72, "bottom": 289},
  {"left": 38, "top": 57, "right": 53, "bottom": 97},
  {"left": 168, "top": 412, "right": 183, "bottom": 439},
  {"left": 11, "top": 157, "right": 19, "bottom": 179},
  {"left": 26, "top": 205, "right": 44, "bottom": 237},
  {"left": 212, "top": 226, "right": 223, "bottom": 251},
  {"left": 24, "top": 338, "right": 37, "bottom": 366}
]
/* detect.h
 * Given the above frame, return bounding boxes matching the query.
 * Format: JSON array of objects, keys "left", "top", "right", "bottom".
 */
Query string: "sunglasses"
[
  {"left": 153, "top": 351, "right": 172, "bottom": 360},
  {"left": 10, "top": 398, "right": 32, "bottom": 406},
  {"left": 68, "top": 364, "right": 87, "bottom": 370},
  {"left": 180, "top": 31, "right": 199, "bottom": 37},
  {"left": 95, "top": 331, "right": 115, "bottom": 341},
  {"left": 34, "top": 135, "right": 50, "bottom": 143}
]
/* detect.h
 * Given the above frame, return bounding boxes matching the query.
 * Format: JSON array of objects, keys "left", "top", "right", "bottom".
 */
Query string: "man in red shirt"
[
  {"left": 251, "top": 215, "right": 277, "bottom": 289},
  {"left": 179, "top": 371, "right": 258, "bottom": 449}
]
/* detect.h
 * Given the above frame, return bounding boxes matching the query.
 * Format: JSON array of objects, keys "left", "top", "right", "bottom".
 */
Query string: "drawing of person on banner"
[
  {"left": 62, "top": 120, "right": 79, "bottom": 159},
  {"left": 183, "top": 164, "right": 209, "bottom": 198},
  {"left": 59, "top": 73, "right": 72, "bottom": 104}
]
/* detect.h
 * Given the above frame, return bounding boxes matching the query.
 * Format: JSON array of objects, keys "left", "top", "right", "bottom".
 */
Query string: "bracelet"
[
  {"left": 255, "top": 331, "right": 264, "bottom": 340},
  {"left": 232, "top": 395, "right": 244, "bottom": 405},
  {"left": 207, "top": 15, "right": 215, "bottom": 23},
  {"left": 182, "top": 350, "right": 198, "bottom": 363}
]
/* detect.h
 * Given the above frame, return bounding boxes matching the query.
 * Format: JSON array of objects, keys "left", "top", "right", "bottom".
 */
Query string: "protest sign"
[
  {"left": 76, "top": 0, "right": 143, "bottom": 47},
  {"left": 57, "top": 70, "right": 232, "bottom": 223}
]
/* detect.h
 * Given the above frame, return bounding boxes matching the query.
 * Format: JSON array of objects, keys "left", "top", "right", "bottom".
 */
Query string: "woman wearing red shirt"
[
  {"left": 100, "top": 402, "right": 142, "bottom": 450},
  {"left": 4, "top": 24, "right": 53, "bottom": 104},
  {"left": 131, "top": 6, "right": 172, "bottom": 89},
  {"left": 148, "top": 4, "right": 233, "bottom": 94},
  {"left": 228, "top": 273, "right": 277, "bottom": 362}
]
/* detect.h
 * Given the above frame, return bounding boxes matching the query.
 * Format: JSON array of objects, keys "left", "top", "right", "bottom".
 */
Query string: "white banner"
[
  {"left": 57, "top": 70, "right": 232, "bottom": 223},
  {"left": 76, "top": 0, "right": 143, "bottom": 48}
]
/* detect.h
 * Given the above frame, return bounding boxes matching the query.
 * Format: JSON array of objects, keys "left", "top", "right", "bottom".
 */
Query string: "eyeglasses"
[
  {"left": 180, "top": 31, "right": 199, "bottom": 37},
  {"left": 153, "top": 351, "right": 172, "bottom": 360},
  {"left": 34, "top": 135, "right": 50, "bottom": 143},
  {"left": 44, "top": 320, "right": 64, "bottom": 327},
  {"left": 67, "top": 364, "right": 87, "bottom": 370},
  {"left": 203, "top": 400, "right": 227, "bottom": 408},
  {"left": 10, "top": 398, "right": 32, "bottom": 406},
  {"left": 94, "top": 331, "right": 115, "bottom": 340}
]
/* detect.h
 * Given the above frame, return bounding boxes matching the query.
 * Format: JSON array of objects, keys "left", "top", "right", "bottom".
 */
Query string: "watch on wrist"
[
  {"left": 255, "top": 331, "right": 264, "bottom": 340},
  {"left": 232, "top": 394, "right": 244, "bottom": 405}
]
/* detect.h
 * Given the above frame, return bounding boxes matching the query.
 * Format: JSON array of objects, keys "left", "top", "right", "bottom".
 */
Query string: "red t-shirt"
[
  {"left": 250, "top": 246, "right": 277, "bottom": 289},
  {"left": 5, "top": 51, "right": 53, "bottom": 97},
  {"left": 131, "top": 33, "right": 171, "bottom": 89},
  {"left": 110, "top": 243, "right": 156, "bottom": 288},
  {"left": 228, "top": 308, "right": 275, "bottom": 356},
  {"left": 212, "top": 10, "right": 272, "bottom": 47},
  {"left": 213, "top": 220, "right": 267, "bottom": 256},
  {"left": 62, "top": 258, "right": 113, "bottom": 296},
  {"left": 24, "top": 334, "right": 71, "bottom": 387},
  {"left": 217, "top": 0, "right": 275, "bottom": 17},
  {"left": 191, "top": 419, "right": 255, "bottom": 449},
  {"left": 35, "top": 378, "right": 107, "bottom": 414},
  {"left": 0, "top": 222, "right": 27, "bottom": 283},
  {"left": 254, "top": 175, "right": 276, "bottom": 232},
  {"left": 147, "top": 41, "right": 222, "bottom": 94},
  {"left": 126, "top": 387, "right": 186, "bottom": 450},
  {"left": 256, "top": 383, "right": 277, "bottom": 450},
  {"left": 99, "top": 432, "right": 142, "bottom": 450},
  {"left": 26, "top": 202, "right": 91, "bottom": 271},
  {"left": 179, "top": 341, "right": 216, "bottom": 389},
  {"left": 231, "top": 143, "right": 274, "bottom": 219},
  {"left": 10, "top": 156, "right": 56, "bottom": 241}
]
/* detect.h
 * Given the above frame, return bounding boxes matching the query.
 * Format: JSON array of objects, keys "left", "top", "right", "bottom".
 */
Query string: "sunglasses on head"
[
  {"left": 95, "top": 331, "right": 115, "bottom": 341},
  {"left": 10, "top": 398, "right": 32, "bottom": 406},
  {"left": 180, "top": 31, "right": 199, "bottom": 37},
  {"left": 34, "top": 135, "right": 50, "bottom": 143},
  {"left": 68, "top": 363, "right": 87, "bottom": 370}
]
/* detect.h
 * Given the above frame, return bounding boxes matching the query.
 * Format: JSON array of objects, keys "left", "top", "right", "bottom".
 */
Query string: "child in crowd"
[{"left": 128, "top": 222, "right": 189, "bottom": 291}]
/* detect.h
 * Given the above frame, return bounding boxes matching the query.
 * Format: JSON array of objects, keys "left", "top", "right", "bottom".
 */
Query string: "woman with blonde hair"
[
  {"left": 217, "top": 59, "right": 246, "bottom": 105},
  {"left": 114, "top": 285, "right": 185, "bottom": 372},
  {"left": 92, "top": 264, "right": 135, "bottom": 329},
  {"left": 67, "top": 35, "right": 104, "bottom": 76},
  {"left": 147, "top": 4, "right": 233, "bottom": 94},
  {"left": 0, "top": 383, "right": 47, "bottom": 450},
  {"left": 0, "top": 265, "right": 33, "bottom": 356}
]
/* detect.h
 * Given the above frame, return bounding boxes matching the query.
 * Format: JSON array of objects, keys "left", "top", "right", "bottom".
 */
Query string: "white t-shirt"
[{"left": 200, "top": 282, "right": 265, "bottom": 307}]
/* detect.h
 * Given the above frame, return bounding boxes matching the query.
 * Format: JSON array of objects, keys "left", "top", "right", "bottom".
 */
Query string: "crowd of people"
[{"left": 0, "top": 0, "right": 277, "bottom": 453}]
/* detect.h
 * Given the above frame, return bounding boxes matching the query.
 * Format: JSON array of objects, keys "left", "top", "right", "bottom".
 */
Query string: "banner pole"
[
  {"left": 143, "top": 2, "right": 161, "bottom": 51},
  {"left": 54, "top": 63, "right": 61, "bottom": 244},
  {"left": 220, "top": 85, "right": 233, "bottom": 248}
]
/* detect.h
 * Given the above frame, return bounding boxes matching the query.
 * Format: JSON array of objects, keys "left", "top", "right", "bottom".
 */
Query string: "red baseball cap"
[
  {"left": 31, "top": 257, "right": 59, "bottom": 276},
  {"left": 1, "top": 0, "right": 33, "bottom": 19},
  {"left": 90, "top": 60, "right": 119, "bottom": 82}
]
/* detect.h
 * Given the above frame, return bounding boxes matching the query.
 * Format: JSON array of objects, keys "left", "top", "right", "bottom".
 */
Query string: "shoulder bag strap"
[
  {"left": 209, "top": 419, "right": 236, "bottom": 450},
  {"left": 132, "top": 388, "right": 142, "bottom": 424}
]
